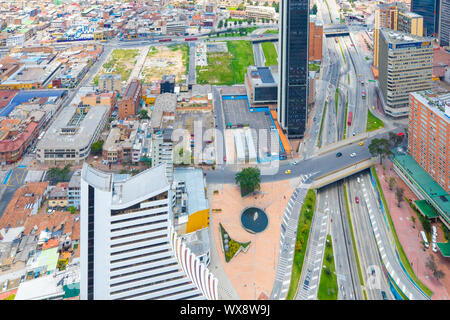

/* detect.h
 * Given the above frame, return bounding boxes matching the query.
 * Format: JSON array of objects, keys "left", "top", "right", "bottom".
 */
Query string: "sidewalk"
[{"left": 375, "top": 161, "right": 450, "bottom": 300}]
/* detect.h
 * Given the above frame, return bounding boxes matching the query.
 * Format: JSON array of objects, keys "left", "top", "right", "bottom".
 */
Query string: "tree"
[
  {"left": 426, "top": 255, "right": 446, "bottom": 280},
  {"left": 368, "top": 138, "right": 391, "bottom": 165},
  {"left": 311, "top": 4, "right": 318, "bottom": 14},
  {"left": 272, "top": 1, "right": 279, "bottom": 12},
  {"left": 46, "top": 164, "right": 72, "bottom": 183},
  {"left": 388, "top": 132, "right": 404, "bottom": 148},
  {"left": 395, "top": 187, "right": 404, "bottom": 207},
  {"left": 237, "top": 2, "right": 245, "bottom": 11},
  {"left": 388, "top": 177, "right": 396, "bottom": 191},
  {"left": 68, "top": 206, "right": 76, "bottom": 215},
  {"left": 411, "top": 215, "right": 416, "bottom": 227},
  {"left": 422, "top": 216, "right": 432, "bottom": 234},
  {"left": 91, "top": 140, "right": 104, "bottom": 156},
  {"left": 326, "top": 253, "right": 332, "bottom": 262},
  {"left": 235, "top": 167, "right": 261, "bottom": 196},
  {"left": 234, "top": 20, "right": 238, "bottom": 26},
  {"left": 138, "top": 109, "right": 149, "bottom": 119},
  {"left": 218, "top": 20, "right": 223, "bottom": 29},
  {"left": 264, "top": 1, "right": 269, "bottom": 6}
]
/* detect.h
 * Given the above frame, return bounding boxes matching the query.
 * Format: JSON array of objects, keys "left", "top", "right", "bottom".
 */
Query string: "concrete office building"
[
  {"left": 407, "top": 91, "right": 450, "bottom": 193},
  {"left": 245, "top": 5, "right": 277, "bottom": 21},
  {"left": 411, "top": 0, "right": 440, "bottom": 36},
  {"left": 245, "top": 66, "right": 278, "bottom": 105},
  {"left": 118, "top": 79, "right": 142, "bottom": 120},
  {"left": 36, "top": 104, "right": 109, "bottom": 164},
  {"left": 374, "top": 3, "right": 423, "bottom": 69},
  {"left": 378, "top": 29, "right": 433, "bottom": 117},
  {"left": 80, "top": 164, "right": 218, "bottom": 300},
  {"left": 278, "top": 0, "right": 309, "bottom": 138},
  {"left": 439, "top": 0, "right": 450, "bottom": 47}
]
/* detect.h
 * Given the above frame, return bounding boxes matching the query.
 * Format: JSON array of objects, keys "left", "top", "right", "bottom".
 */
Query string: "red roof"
[
  {"left": 0, "top": 121, "right": 38, "bottom": 153},
  {"left": 0, "top": 90, "right": 18, "bottom": 109}
]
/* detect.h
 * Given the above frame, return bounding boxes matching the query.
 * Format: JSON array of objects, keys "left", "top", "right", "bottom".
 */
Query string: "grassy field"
[
  {"left": 370, "top": 167, "right": 433, "bottom": 298},
  {"left": 261, "top": 42, "right": 278, "bottom": 66},
  {"left": 264, "top": 29, "right": 279, "bottom": 34},
  {"left": 366, "top": 109, "right": 385, "bottom": 132},
  {"left": 309, "top": 63, "right": 320, "bottom": 72},
  {"left": 197, "top": 40, "right": 254, "bottom": 85},
  {"left": 318, "top": 235, "right": 338, "bottom": 300},
  {"left": 100, "top": 48, "right": 139, "bottom": 82},
  {"left": 286, "top": 189, "right": 317, "bottom": 300}
]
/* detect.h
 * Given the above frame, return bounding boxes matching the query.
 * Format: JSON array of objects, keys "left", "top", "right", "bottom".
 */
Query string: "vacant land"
[
  {"left": 261, "top": 42, "right": 277, "bottom": 66},
  {"left": 140, "top": 44, "right": 188, "bottom": 83},
  {"left": 97, "top": 49, "right": 140, "bottom": 83},
  {"left": 197, "top": 40, "right": 254, "bottom": 85}
]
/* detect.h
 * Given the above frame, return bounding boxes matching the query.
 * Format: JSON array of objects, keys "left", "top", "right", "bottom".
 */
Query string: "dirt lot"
[{"left": 140, "top": 45, "right": 187, "bottom": 83}]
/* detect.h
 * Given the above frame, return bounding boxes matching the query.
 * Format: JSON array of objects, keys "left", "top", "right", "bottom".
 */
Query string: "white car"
[
  {"left": 432, "top": 243, "right": 438, "bottom": 253},
  {"left": 291, "top": 161, "right": 298, "bottom": 166},
  {"left": 350, "top": 152, "right": 356, "bottom": 158},
  {"left": 432, "top": 226, "right": 437, "bottom": 234}
]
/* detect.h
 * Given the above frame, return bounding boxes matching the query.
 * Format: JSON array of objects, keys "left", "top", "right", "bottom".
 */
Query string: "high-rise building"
[
  {"left": 439, "top": 0, "right": 450, "bottom": 47},
  {"left": 411, "top": 0, "right": 440, "bottom": 36},
  {"left": 151, "top": 129, "right": 174, "bottom": 182},
  {"left": 278, "top": 0, "right": 309, "bottom": 138},
  {"left": 309, "top": 16, "right": 323, "bottom": 62},
  {"left": 80, "top": 163, "right": 218, "bottom": 300},
  {"left": 373, "top": 3, "right": 423, "bottom": 69},
  {"left": 118, "top": 79, "right": 142, "bottom": 120},
  {"left": 378, "top": 29, "right": 433, "bottom": 117},
  {"left": 407, "top": 91, "right": 450, "bottom": 193}
]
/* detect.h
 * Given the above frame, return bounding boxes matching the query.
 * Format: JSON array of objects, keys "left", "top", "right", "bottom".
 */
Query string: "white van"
[
  {"left": 432, "top": 226, "right": 437, "bottom": 235},
  {"left": 420, "top": 231, "right": 429, "bottom": 248}
]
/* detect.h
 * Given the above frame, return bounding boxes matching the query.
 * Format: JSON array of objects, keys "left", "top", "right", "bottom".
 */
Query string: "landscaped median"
[
  {"left": 366, "top": 109, "right": 384, "bottom": 132},
  {"left": 370, "top": 166, "right": 433, "bottom": 298},
  {"left": 318, "top": 235, "right": 338, "bottom": 300},
  {"left": 343, "top": 183, "right": 367, "bottom": 300},
  {"left": 286, "top": 189, "right": 317, "bottom": 300},
  {"left": 261, "top": 42, "right": 278, "bottom": 66}
]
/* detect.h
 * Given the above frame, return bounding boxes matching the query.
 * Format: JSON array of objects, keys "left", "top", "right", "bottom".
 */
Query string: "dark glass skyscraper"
[
  {"left": 278, "top": 0, "right": 309, "bottom": 138},
  {"left": 440, "top": 0, "right": 450, "bottom": 46},
  {"left": 411, "top": 0, "right": 440, "bottom": 36}
]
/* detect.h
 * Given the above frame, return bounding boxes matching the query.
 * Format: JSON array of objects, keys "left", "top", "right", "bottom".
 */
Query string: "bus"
[
  {"left": 347, "top": 111, "right": 353, "bottom": 126},
  {"left": 185, "top": 37, "right": 198, "bottom": 41},
  {"left": 159, "top": 38, "right": 172, "bottom": 43},
  {"left": 361, "top": 80, "right": 365, "bottom": 85},
  {"left": 420, "top": 231, "right": 429, "bottom": 248},
  {"left": 362, "top": 91, "right": 366, "bottom": 99}
]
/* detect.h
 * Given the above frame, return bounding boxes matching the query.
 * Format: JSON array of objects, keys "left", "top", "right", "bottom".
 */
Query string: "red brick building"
[
  {"left": 309, "top": 18, "right": 323, "bottom": 62},
  {"left": 407, "top": 91, "right": 450, "bottom": 193},
  {"left": 0, "top": 120, "right": 39, "bottom": 164},
  {"left": 118, "top": 79, "right": 142, "bottom": 120}
]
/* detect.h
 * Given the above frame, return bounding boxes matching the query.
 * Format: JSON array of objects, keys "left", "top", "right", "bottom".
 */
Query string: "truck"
[
  {"left": 420, "top": 231, "right": 429, "bottom": 248},
  {"left": 347, "top": 111, "right": 353, "bottom": 126}
]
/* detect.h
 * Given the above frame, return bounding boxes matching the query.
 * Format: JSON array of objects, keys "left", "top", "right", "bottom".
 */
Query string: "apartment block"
[
  {"left": 407, "top": 91, "right": 450, "bottom": 193},
  {"left": 98, "top": 74, "right": 121, "bottom": 92},
  {"left": 80, "top": 164, "right": 218, "bottom": 300},
  {"left": 378, "top": 29, "right": 433, "bottom": 117},
  {"left": 151, "top": 129, "right": 174, "bottom": 182},
  {"left": 118, "top": 79, "right": 142, "bottom": 120}
]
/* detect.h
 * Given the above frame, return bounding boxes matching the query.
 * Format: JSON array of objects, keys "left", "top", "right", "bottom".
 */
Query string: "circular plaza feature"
[{"left": 241, "top": 207, "right": 268, "bottom": 234}]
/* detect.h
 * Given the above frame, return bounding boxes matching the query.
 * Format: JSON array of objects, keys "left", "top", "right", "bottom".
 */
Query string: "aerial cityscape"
[{"left": 0, "top": 0, "right": 448, "bottom": 304}]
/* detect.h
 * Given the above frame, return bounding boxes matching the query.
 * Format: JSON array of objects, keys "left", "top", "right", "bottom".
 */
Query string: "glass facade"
[
  {"left": 412, "top": 0, "right": 440, "bottom": 36},
  {"left": 440, "top": 0, "right": 450, "bottom": 46},
  {"left": 254, "top": 86, "right": 278, "bottom": 102},
  {"left": 279, "top": 0, "right": 309, "bottom": 138}
]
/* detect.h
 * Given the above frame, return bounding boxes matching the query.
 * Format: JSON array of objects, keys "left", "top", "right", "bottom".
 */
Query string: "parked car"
[
  {"left": 336, "top": 152, "right": 342, "bottom": 157},
  {"left": 355, "top": 197, "right": 359, "bottom": 204},
  {"left": 2, "top": 280, "right": 8, "bottom": 291}
]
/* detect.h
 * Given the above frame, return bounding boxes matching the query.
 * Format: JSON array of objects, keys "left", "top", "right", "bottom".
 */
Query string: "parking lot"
[{"left": 222, "top": 97, "right": 273, "bottom": 130}]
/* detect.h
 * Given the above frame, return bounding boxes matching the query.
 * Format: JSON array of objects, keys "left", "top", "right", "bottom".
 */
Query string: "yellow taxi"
[
  {"left": 285, "top": 170, "right": 291, "bottom": 175},
  {"left": 359, "top": 141, "right": 365, "bottom": 146}
]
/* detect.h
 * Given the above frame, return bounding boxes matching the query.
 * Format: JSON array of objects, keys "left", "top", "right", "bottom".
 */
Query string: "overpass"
[
  {"left": 323, "top": 24, "right": 350, "bottom": 37},
  {"left": 251, "top": 35, "right": 278, "bottom": 43}
]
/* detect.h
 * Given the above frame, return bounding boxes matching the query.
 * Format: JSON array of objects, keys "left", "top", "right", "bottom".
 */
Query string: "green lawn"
[
  {"left": 370, "top": 167, "right": 433, "bottom": 298},
  {"left": 318, "top": 235, "right": 338, "bottom": 300},
  {"left": 197, "top": 40, "right": 254, "bottom": 85},
  {"left": 264, "top": 29, "right": 279, "bottom": 34},
  {"left": 344, "top": 98, "right": 349, "bottom": 138},
  {"left": 366, "top": 109, "right": 384, "bottom": 132},
  {"left": 261, "top": 42, "right": 278, "bottom": 66},
  {"left": 286, "top": 189, "right": 317, "bottom": 300},
  {"left": 309, "top": 63, "right": 320, "bottom": 72}
]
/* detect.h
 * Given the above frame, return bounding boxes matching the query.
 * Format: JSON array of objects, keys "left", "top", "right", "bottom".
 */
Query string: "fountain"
[{"left": 241, "top": 207, "right": 268, "bottom": 234}]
